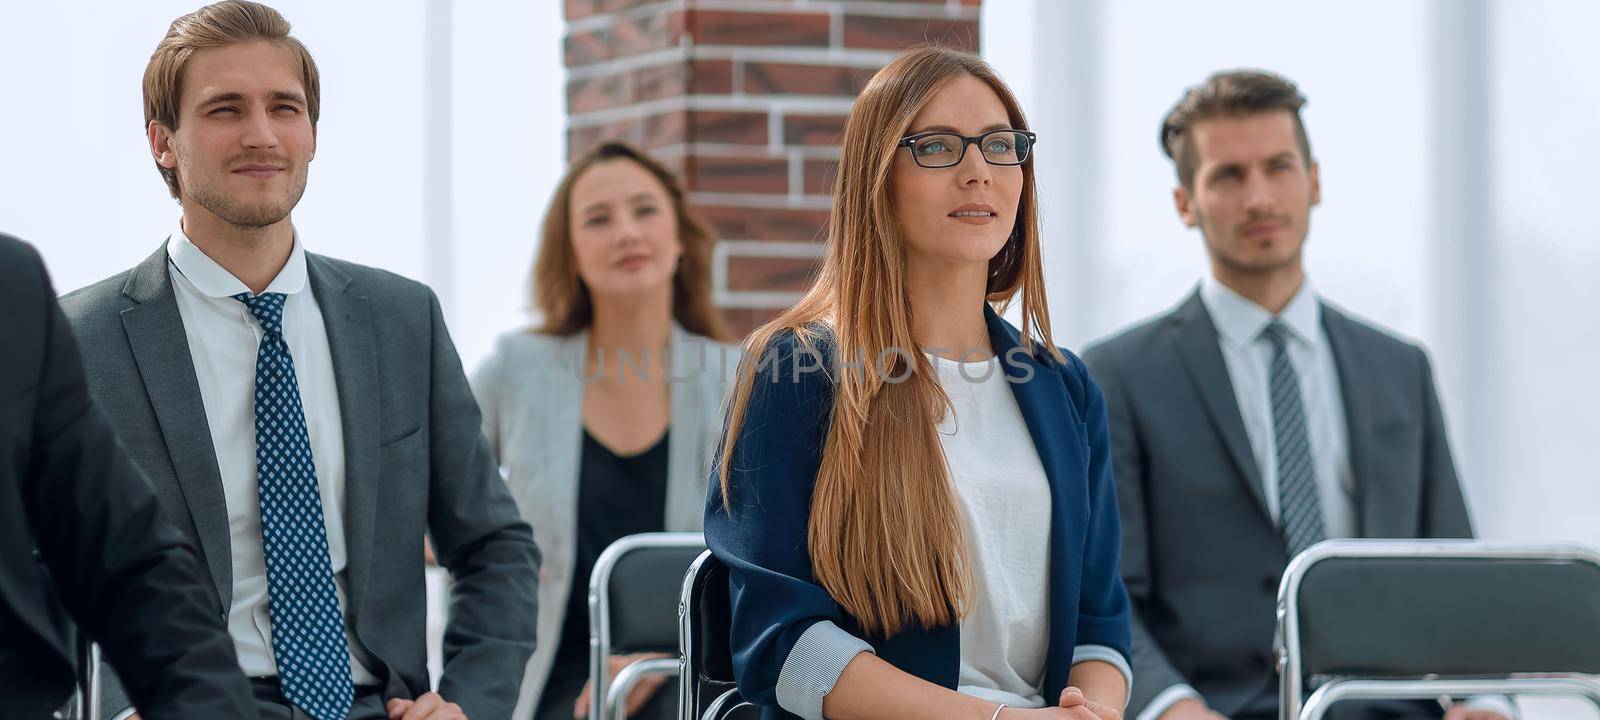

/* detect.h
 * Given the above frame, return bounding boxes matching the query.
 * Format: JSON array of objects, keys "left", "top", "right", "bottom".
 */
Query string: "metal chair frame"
[
  {"left": 681, "top": 549, "right": 756, "bottom": 720},
  {"left": 701, "top": 686, "right": 759, "bottom": 720},
  {"left": 58, "top": 641, "right": 100, "bottom": 720},
  {"left": 1277, "top": 540, "right": 1600, "bottom": 720},
  {"left": 587, "top": 531, "right": 706, "bottom": 720}
]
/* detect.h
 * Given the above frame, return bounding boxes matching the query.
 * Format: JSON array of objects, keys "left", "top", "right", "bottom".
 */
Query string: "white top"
[
  {"left": 1201, "top": 276, "right": 1357, "bottom": 536},
  {"left": 165, "top": 227, "right": 378, "bottom": 684},
  {"left": 931, "top": 353, "right": 1053, "bottom": 709}
]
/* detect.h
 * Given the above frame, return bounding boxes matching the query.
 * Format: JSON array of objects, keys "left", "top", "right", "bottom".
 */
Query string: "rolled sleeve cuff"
[
  {"left": 110, "top": 709, "right": 138, "bottom": 720},
  {"left": 1072, "top": 644, "right": 1133, "bottom": 703},
  {"left": 1136, "top": 684, "right": 1203, "bottom": 720},
  {"left": 775, "top": 620, "right": 875, "bottom": 720}
]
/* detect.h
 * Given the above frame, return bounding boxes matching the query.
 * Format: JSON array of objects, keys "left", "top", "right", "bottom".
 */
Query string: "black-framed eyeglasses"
[{"left": 898, "top": 129, "right": 1037, "bottom": 168}]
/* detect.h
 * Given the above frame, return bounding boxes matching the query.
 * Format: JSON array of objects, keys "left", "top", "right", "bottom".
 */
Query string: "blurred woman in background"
[{"left": 472, "top": 141, "right": 739, "bottom": 720}]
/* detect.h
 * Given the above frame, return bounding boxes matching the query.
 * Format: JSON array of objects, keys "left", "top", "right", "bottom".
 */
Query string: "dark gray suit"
[
  {"left": 0, "top": 234, "right": 258, "bottom": 719},
  {"left": 61, "top": 245, "right": 541, "bottom": 720},
  {"left": 1082, "top": 290, "right": 1471, "bottom": 720}
]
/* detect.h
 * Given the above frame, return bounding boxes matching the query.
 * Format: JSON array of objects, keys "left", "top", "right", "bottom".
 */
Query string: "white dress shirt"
[
  {"left": 1202, "top": 275, "right": 1358, "bottom": 537},
  {"left": 165, "top": 227, "right": 379, "bottom": 685},
  {"left": 1137, "top": 275, "right": 1511, "bottom": 720}
]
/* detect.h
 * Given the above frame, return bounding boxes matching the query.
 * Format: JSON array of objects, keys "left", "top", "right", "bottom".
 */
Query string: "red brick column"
[{"left": 563, "top": 0, "right": 981, "bottom": 335}]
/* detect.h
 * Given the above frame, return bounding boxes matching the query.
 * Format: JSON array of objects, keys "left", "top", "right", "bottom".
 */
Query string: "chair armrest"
[{"left": 605, "top": 657, "right": 681, "bottom": 720}]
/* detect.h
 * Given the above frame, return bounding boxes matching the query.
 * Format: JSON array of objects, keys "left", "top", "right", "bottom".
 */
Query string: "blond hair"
[
  {"left": 717, "top": 46, "right": 1057, "bottom": 638},
  {"left": 144, "top": 1, "right": 321, "bottom": 198}
]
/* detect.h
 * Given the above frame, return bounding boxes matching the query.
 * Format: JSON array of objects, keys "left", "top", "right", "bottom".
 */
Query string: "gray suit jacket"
[
  {"left": 60, "top": 245, "right": 541, "bottom": 719},
  {"left": 470, "top": 325, "right": 739, "bottom": 716},
  {"left": 1082, "top": 289, "right": 1471, "bottom": 720}
]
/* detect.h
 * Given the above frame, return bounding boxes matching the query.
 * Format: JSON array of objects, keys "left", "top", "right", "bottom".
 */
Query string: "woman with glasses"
[
  {"left": 472, "top": 142, "right": 739, "bottom": 720},
  {"left": 705, "top": 46, "right": 1132, "bottom": 720}
]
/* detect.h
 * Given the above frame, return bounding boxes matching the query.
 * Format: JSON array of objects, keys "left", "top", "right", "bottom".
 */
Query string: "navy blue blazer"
[{"left": 705, "top": 306, "right": 1132, "bottom": 718}]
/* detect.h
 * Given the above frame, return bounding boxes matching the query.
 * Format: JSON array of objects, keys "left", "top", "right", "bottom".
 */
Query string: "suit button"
[
  {"left": 32, "top": 547, "right": 42, "bottom": 561},
  {"left": 1261, "top": 574, "right": 1278, "bottom": 593}
]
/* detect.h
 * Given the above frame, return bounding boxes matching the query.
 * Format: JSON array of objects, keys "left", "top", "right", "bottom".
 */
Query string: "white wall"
[
  {"left": 447, "top": 2, "right": 567, "bottom": 366},
  {"left": 1485, "top": 0, "right": 1600, "bottom": 544}
]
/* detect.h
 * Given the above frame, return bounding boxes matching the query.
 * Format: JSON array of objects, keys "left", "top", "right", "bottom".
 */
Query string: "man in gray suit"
[
  {"left": 60, "top": 2, "right": 538, "bottom": 719},
  {"left": 1082, "top": 71, "right": 1507, "bottom": 720}
]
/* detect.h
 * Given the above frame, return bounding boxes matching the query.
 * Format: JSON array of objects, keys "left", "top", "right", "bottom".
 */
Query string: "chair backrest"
[
  {"left": 588, "top": 532, "right": 706, "bottom": 720},
  {"left": 1278, "top": 540, "right": 1600, "bottom": 718},
  {"left": 681, "top": 550, "right": 742, "bottom": 720}
]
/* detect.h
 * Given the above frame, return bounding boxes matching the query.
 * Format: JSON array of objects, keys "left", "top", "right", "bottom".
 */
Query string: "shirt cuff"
[
  {"left": 1135, "top": 684, "right": 1203, "bottom": 720},
  {"left": 1071, "top": 644, "right": 1133, "bottom": 704},
  {"left": 1462, "top": 695, "right": 1517, "bottom": 719},
  {"left": 775, "top": 620, "right": 875, "bottom": 720},
  {"left": 110, "top": 708, "right": 138, "bottom": 720}
]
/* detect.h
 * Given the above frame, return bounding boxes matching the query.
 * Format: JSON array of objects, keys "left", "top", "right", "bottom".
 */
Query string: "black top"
[{"left": 536, "top": 427, "right": 671, "bottom": 718}]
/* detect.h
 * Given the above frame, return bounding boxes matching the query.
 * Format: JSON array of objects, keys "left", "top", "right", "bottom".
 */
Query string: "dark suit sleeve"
[
  {"left": 421, "top": 289, "right": 541, "bottom": 719},
  {"left": 1082, "top": 348, "right": 1194, "bottom": 716},
  {"left": 1064, "top": 354, "right": 1133, "bottom": 658},
  {"left": 17, "top": 242, "right": 257, "bottom": 720},
  {"left": 703, "top": 333, "right": 856, "bottom": 709},
  {"left": 1414, "top": 347, "right": 1473, "bottom": 538}
]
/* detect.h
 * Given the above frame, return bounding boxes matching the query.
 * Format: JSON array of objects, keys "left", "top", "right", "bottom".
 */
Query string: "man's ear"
[
  {"left": 149, "top": 121, "right": 178, "bottom": 169},
  {"left": 1174, "top": 184, "right": 1199, "bottom": 228},
  {"left": 1308, "top": 159, "right": 1321, "bottom": 207}
]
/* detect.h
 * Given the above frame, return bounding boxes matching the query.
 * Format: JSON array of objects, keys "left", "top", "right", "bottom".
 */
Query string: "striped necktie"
[{"left": 1262, "top": 320, "right": 1326, "bottom": 559}]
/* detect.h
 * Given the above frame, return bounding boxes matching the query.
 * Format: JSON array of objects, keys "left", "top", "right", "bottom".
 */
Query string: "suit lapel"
[
  {"left": 1170, "top": 290, "right": 1272, "bottom": 519},
  {"left": 308, "top": 255, "right": 380, "bottom": 609},
  {"left": 664, "top": 324, "right": 706, "bottom": 531},
  {"left": 119, "top": 246, "right": 233, "bottom": 609},
  {"left": 1321, "top": 304, "right": 1395, "bottom": 537}
]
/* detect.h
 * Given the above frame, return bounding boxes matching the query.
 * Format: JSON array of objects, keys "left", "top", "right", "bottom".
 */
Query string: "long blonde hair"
[{"left": 716, "top": 46, "right": 1058, "bottom": 638}]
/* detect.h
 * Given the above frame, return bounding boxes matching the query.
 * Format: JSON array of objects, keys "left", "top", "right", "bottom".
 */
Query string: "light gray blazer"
[
  {"left": 470, "top": 323, "right": 740, "bottom": 717},
  {"left": 61, "top": 245, "right": 541, "bottom": 720}
]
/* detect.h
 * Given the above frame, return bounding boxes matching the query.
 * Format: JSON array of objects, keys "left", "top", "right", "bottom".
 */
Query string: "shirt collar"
[
  {"left": 1200, "top": 273, "right": 1322, "bottom": 350},
  {"left": 166, "top": 223, "right": 308, "bottom": 299}
]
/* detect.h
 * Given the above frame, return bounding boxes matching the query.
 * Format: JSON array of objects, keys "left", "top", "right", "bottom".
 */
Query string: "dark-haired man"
[{"left": 1083, "top": 71, "right": 1509, "bottom": 720}]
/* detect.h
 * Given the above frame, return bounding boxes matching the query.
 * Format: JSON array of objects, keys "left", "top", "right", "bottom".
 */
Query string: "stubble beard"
[{"left": 184, "top": 162, "right": 309, "bottom": 232}]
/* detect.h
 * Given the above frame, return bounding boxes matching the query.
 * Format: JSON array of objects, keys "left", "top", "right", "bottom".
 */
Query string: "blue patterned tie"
[
  {"left": 235, "top": 292, "right": 354, "bottom": 720},
  {"left": 1263, "top": 321, "right": 1327, "bottom": 559}
]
